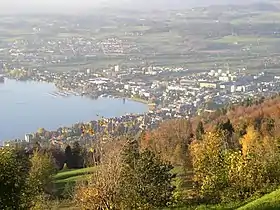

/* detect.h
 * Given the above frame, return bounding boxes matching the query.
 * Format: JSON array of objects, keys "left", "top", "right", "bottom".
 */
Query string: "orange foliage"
[
  {"left": 140, "top": 119, "right": 193, "bottom": 166},
  {"left": 195, "top": 95, "right": 280, "bottom": 138}
]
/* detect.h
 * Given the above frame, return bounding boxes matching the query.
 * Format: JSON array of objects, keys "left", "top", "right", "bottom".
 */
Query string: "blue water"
[{"left": 0, "top": 79, "right": 148, "bottom": 141}]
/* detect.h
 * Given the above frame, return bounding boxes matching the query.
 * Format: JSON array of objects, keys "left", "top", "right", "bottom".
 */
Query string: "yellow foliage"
[
  {"left": 190, "top": 125, "right": 280, "bottom": 201},
  {"left": 75, "top": 186, "right": 104, "bottom": 210},
  {"left": 37, "top": 128, "right": 45, "bottom": 135},
  {"left": 190, "top": 132, "right": 229, "bottom": 199},
  {"left": 74, "top": 148, "right": 123, "bottom": 210},
  {"left": 240, "top": 126, "right": 260, "bottom": 156}
]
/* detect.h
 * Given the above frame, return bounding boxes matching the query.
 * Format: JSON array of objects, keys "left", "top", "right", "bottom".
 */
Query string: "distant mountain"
[
  {"left": 108, "top": 0, "right": 277, "bottom": 11},
  {"left": 0, "top": 0, "right": 278, "bottom": 14}
]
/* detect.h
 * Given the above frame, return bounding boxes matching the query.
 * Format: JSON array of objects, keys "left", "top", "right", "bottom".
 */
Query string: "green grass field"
[
  {"left": 51, "top": 167, "right": 96, "bottom": 209},
  {"left": 238, "top": 189, "right": 280, "bottom": 210},
  {"left": 231, "top": 12, "right": 280, "bottom": 25},
  {"left": 53, "top": 167, "right": 96, "bottom": 198},
  {"left": 170, "top": 189, "right": 280, "bottom": 210},
  {"left": 53, "top": 167, "right": 280, "bottom": 210},
  {"left": 211, "top": 35, "right": 280, "bottom": 45},
  {"left": 54, "top": 167, "right": 96, "bottom": 180}
]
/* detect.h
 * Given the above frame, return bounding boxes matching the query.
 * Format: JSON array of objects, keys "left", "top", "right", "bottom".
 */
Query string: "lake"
[{"left": 0, "top": 79, "right": 148, "bottom": 142}]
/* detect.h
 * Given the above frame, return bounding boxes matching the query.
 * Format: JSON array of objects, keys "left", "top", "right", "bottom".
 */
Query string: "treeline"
[{"left": 32, "top": 141, "right": 101, "bottom": 171}]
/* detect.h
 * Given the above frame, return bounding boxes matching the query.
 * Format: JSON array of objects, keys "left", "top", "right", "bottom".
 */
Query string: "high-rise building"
[
  {"left": 86, "top": 69, "right": 91, "bottom": 74},
  {"left": 114, "top": 65, "right": 120, "bottom": 72},
  {"left": 0, "top": 63, "right": 3, "bottom": 73},
  {"left": 25, "top": 134, "right": 33, "bottom": 143}
]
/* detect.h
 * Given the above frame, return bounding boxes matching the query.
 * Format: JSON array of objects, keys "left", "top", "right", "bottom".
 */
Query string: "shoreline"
[
  {"left": 127, "top": 97, "right": 149, "bottom": 105},
  {"left": 6, "top": 77, "right": 152, "bottom": 106},
  {"left": 5, "top": 77, "right": 151, "bottom": 104},
  {"left": 0, "top": 79, "right": 151, "bottom": 143}
]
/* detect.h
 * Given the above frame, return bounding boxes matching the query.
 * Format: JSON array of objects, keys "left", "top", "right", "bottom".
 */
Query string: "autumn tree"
[
  {"left": 120, "top": 140, "right": 175, "bottom": 209},
  {"left": 190, "top": 131, "right": 229, "bottom": 202},
  {"left": 190, "top": 124, "right": 280, "bottom": 202},
  {"left": 74, "top": 143, "right": 123, "bottom": 210},
  {"left": 227, "top": 126, "right": 280, "bottom": 199},
  {"left": 37, "top": 127, "right": 46, "bottom": 136},
  {"left": 144, "top": 119, "right": 193, "bottom": 166},
  {"left": 215, "top": 119, "right": 234, "bottom": 137},
  {"left": 75, "top": 139, "right": 176, "bottom": 210},
  {"left": 240, "top": 126, "right": 260, "bottom": 156},
  {"left": 260, "top": 117, "right": 275, "bottom": 136}
]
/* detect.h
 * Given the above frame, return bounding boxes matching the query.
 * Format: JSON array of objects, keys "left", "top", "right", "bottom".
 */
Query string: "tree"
[
  {"left": 216, "top": 119, "right": 235, "bottom": 137},
  {"left": 24, "top": 150, "right": 56, "bottom": 209},
  {"left": 48, "top": 147, "right": 65, "bottom": 170},
  {"left": 190, "top": 132, "right": 229, "bottom": 202},
  {"left": 146, "top": 119, "right": 193, "bottom": 166},
  {"left": 260, "top": 117, "right": 275, "bottom": 136},
  {"left": 240, "top": 126, "right": 260, "bottom": 156},
  {"left": 72, "top": 142, "right": 84, "bottom": 169},
  {"left": 227, "top": 128, "right": 280, "bottom": 199},
  {"left": 0, "top": 148, "right": 30, "bottom": 209},
  {"left": 74, "top": 144, "right": 123, "bottom": 210},
  {"left": 65, "top": 145, "right": 73, "bottom": 169},
  {"left": 37, "top": 128, "right": 46, "bottom": 136},
  {"left": 195, "top": 121, "right": 205, "bottom": 140},
  {"left": 215, "top": 119, "right": 235, "bottom": 148},
  {"left": 74, "top": 139, "right": 176, "bottom": 210},
  {"left": 28, "top": 150, "right": 56, "bottom": 194},
  {"left": 120, "top": 140, "right": 175, "bottom": 209},
  {"left": 116, "top": 123, "right": 125, "bottom": 136}
]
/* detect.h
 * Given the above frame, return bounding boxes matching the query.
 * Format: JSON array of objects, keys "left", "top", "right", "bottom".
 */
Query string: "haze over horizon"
[{"left": 0, "top": 0, "right": 271, "bottom": 14}]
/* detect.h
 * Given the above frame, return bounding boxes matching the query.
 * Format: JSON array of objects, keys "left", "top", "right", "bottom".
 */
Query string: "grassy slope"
[
  {"left": 237, "top": 189, "right": 280, "bottom": 210},
  {"left": 175, "top": 189, "right": 280, "bottom": 210},
  {"left": 53, "top": 167, "right": 96, "bottom": 197},
  {"left": 53, "top": 167, "right": 280, "bottom": 210},
  {"left": 51, "top": 167, "right": 96, "bottom": 209},
  {"left": 54, "top": 167, "right": 96, "bottom": 180}
]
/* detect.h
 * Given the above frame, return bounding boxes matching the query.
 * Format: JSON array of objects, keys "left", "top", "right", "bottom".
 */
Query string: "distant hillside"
[
  {"left": 1, "top": 0, "right": 279, "bottom": 14},
  {"left": 110, "top": 0, "right": 278, "bottom": 11}
]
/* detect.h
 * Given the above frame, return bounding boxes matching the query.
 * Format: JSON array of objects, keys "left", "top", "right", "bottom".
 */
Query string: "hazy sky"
[
  {"left": 0, "top": 0, "right": 106, "bottom": 14},
  {"left": 0, "top": 0, "right": 266, "bottom": 14}
]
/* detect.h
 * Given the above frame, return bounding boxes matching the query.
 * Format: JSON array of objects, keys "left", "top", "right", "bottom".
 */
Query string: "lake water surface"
[{"left": 0, "top": 79, "right": 148, "bottom": 141}]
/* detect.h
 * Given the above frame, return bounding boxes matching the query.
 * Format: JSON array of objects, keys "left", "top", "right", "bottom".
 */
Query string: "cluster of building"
[
  {"left": 4, "top": 63, "right": 280, "bottom": 119},
  {"left": 5, "top": 111, "right": 164, "bottom": 148},
  {"left": 100, "top": 38, "right": 124, "bottom": 55},
  {"left": 4, "top": 60, "right": 280, "bottom": 148},
  {"left": 0, "top": 28, "right": 134, "bottom": 71}
]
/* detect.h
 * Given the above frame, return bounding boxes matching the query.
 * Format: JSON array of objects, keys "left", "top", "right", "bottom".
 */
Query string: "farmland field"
[{"left": 2, "top": 4, "right": 280, "bottom": 72}]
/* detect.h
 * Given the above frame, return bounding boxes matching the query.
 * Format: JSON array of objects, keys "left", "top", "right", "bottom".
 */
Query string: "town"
[
  {"left": 2, "top": 6, "right": 280, "bottom": 147},
  {"left": 3, "top": 61, "right": 280, "bottom": 147}
]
